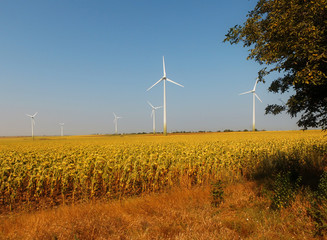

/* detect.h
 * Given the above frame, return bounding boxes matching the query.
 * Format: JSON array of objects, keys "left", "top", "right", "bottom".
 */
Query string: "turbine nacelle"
[
  {"left": 26, "top": 112, "right": 38, "bottom": 119},
  {"left": 113, "top": 112, "right": 122, "bottom": 120},
  {"left": 26, "top": 112, "right": 38, "bottom": 125},
  {"left": 147, "top": 101, "right": 162, "bottom": 110},
  {"left": 147, "top": 56, "right": 184, "bottom": 91},
  {"left": 239, "top": 78, "right": 262, "bottom": 102}
]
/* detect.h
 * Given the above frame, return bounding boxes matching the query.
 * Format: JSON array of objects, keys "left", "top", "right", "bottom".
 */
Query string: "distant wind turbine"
[
  {"left": 279, "top": 98, "right": 289, "bottom": 109},
  {"left": 26, "top": 112, "right": 38, "bottom": 139},
  {"left": 147, "top": 56, "right": 184, "bottom": 136},
  {"left": 239, "top": 78, "right": 262, "bottom": 131},
  {"left": 147, "top": 101, "right": 162, "bottom": 134},
  {"left": 113, "top": 112, "right": 122, "bottom": 134},
  {"left": 59, "top": 123, "right": 64, "bottom": 137}
]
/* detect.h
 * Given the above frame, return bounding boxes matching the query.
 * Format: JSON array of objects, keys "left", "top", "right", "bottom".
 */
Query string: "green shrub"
[
  {"left": 211, "top": 180, "right": 224, "bottom": 207},
  {"left": 270, "top": 171, "right": 301, "bottom": 210},
  {"left": 308, "top": 171, "right": 327, "bottom": 236},
  {"left": 317, "top": 171, "right": 327, "bottom": 201}
]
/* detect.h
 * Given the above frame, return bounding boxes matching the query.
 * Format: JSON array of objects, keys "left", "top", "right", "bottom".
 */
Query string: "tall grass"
[{"left": 0, "top": 182, "right": 316, "bottom": 239}]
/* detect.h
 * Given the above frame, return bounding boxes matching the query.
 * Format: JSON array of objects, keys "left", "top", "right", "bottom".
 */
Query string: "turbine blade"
[
  {"left": 155, "top": 106, "right": 163, "bottom": 109},
  {"left": 239, "top": 90, "right": 253, "bottom": 95},
  {"left": 147, "top": 101, "right": 155, "bottom": 109},
  {"left": 32, "top": 112, "right": 38, "bottom": 117},
  {"left": 279, "top": 98, "right": 286, "bottom": 105},
  {"left": 166, "top": 78, "right": 184, "bottom": 88},
  {"left": 163, "top": 56, "right": 166, "bottom": 77},
  {"left": 255, "top": 93, "right": 263, "bottom": 102},
  {"left": 26, "top": 114, "right": 32, "bottom": 117},
  {"left": 147, "top": 78, "right": 163, "bottom": 91},
  {"left": 113, "top": 112, "right": 117, "bottom": 118},
  {"left": 253, "top": 78, "right": 259, "bottom": 91}
]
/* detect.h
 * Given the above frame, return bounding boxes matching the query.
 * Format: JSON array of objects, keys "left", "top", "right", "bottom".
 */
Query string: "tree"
[{"left": 224, "top": 0, "right": 327, "bottom": 130}]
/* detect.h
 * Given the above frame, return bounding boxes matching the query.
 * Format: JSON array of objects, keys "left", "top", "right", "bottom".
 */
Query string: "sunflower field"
[{"left": 0, "top": 130, "right": 326, "bottom": 210}]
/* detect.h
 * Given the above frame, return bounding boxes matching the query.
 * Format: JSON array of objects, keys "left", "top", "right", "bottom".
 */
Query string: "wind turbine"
[
  {"left": 113, "top": 112, "right": 122, "bottom": 134},
  {"left": 239, "top": 78, "right": 262, "bottom": 131},
  {"left": 59, "top": 123, "right": 64, "bottom": 137},
  {"left": 147, "top": 56, "right": 184, "bottom": 136},
  {"left": 147, "top": 101, "right": 162, "bottom": 134},
  {"left": 26, "top": 112, "right": 38, "bottom": 139}
]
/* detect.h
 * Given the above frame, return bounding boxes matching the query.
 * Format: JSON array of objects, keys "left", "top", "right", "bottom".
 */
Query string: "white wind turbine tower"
[
  {"left": 147, "top": 56, "right": 184, "bottom": 136},
  {"left": 113, "top": 112, "right": 122, "bottom": 134},
  {"left": 26, "top": 112, "right": 38, "bottom": 139},
  {"left": 239, "top": 78, "right": 262, "bottom": 131},
  {"left": 147, "top": 101, "right": 162, "bottom": 134},
  {"left": 59, "top": 123, "right": 64, "bottom": 137}
]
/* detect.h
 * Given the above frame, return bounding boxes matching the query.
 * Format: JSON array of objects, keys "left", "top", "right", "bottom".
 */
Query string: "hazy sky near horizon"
[{"left": 0, "top": 0, "right": 301, "bottom": 136}]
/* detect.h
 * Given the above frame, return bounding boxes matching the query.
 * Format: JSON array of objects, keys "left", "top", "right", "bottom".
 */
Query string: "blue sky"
[{"left": 0, "top": 0, "right": 300, "bottom": 136}]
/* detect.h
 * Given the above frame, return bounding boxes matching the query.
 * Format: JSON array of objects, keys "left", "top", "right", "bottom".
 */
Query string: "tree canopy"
[{"left": 224, "top": 0, "right": 327, "bottom": 130}]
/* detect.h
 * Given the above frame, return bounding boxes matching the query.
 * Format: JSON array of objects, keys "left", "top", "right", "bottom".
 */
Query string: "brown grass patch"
[{"left": 0, "top": 182, "right": 316, "bottom": 239}]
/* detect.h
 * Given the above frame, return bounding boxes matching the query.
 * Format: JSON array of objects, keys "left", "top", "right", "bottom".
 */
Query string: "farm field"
[{"left": 1, "top": 130, "right": 327, "bottom": 239}]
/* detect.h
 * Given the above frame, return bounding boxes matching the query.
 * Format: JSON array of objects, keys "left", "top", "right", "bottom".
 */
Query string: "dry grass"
[{"left": 0, "top": 182, "right": 316, "bottom": 240}]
